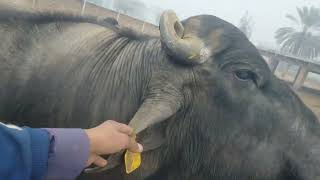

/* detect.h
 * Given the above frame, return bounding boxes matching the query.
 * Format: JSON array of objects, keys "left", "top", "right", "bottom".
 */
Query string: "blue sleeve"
[
  {"left": 44, "top": 128, "right": 90, "bottom": 179},
  {"left": 0, "top": 122, "right": 49, "bottom": 180}
]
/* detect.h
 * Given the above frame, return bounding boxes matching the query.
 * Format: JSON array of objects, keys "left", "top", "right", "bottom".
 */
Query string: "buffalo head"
[{"left": 102, "top": 10, "right": 320, "bottom": 180}]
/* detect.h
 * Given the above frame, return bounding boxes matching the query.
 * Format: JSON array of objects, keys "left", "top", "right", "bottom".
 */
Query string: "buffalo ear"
[
  {"left": 136, "top": 121, "right": 166, "bottom": 151},
  {"left": 85, "top": 82, "right": 182, "bottom": 174}
]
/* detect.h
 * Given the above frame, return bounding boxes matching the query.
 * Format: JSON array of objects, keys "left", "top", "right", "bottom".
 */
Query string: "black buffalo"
[{"left": 0, "top": 7, "right": 320, "bottom": 180}]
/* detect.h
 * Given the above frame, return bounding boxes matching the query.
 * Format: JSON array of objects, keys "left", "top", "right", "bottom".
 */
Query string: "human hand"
[{"left": 84, "top": 120, "right": 143, "bottom": 167}]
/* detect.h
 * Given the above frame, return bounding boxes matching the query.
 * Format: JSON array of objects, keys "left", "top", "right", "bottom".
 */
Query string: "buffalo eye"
[{"left": 233, "top": 70, "right": 256, "bottom": 82}]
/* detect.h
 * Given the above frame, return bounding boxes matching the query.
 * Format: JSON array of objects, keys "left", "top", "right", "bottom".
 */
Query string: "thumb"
[
  {"left": 127, "top": 137, "right": 143, "bottom": 153},
  {"left": 92, "top": 155, "right": 108, "bottom": 167}
]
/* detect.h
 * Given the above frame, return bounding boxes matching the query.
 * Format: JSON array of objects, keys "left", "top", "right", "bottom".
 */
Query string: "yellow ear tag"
[
  {"left": 124, "top": 149, "right": 141, "bottom": 174},
  {"left": 124, "top": 133, "right": 141, "bottom": 174}
]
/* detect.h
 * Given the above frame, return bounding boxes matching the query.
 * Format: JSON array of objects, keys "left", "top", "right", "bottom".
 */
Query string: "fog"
[{"left": 140, "top": 0, "right": 318, "bottom": 48}]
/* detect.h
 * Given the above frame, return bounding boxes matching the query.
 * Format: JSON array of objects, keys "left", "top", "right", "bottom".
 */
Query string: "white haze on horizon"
[{"left": 141, "top": 0, "right": 319, "bottom": 49}]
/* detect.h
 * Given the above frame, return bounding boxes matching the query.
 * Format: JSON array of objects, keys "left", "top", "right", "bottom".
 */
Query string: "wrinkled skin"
[{"left": 0, "top": 7, "right": 320, "bottom": 180}]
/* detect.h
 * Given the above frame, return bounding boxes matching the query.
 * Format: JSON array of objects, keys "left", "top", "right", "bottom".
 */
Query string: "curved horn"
[{"left": 159, "top": 10, "right": 209, "bottom": 65}]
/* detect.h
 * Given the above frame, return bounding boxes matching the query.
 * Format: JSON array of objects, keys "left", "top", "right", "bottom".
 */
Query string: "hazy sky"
[{"left": 141, "top": 0, "right": 319, "bottom": 48}]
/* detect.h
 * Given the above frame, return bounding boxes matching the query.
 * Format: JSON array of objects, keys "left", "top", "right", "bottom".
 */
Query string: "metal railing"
[{"left": 31, "top": 0, "right": 159, "bottom": 33}]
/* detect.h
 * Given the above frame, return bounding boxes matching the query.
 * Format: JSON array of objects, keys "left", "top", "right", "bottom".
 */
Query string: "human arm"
[
  {"left": 0, "top": 122, "right": 49, "bottom": 180},
  {"left": 44, "top": 120, "right": 143, "bottom": 179},
  {"left": 0, "top": 120, "right": 142, "bottom": 180}
]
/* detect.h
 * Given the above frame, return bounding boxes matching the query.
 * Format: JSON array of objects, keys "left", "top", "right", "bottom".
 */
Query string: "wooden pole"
[
  {"left": 293, "top": 64, "right": 309, "bottom": 90},
  {"left": 141, "top": 22, "right": 145, "bottom": 33},
  {"left": 116, "top": 11, "right": 120, "bottom": 21},
  {"left": 32, "top": 0, "right": 36, "bottom": 8},
  {"left": 81, "top": 0, "right": 87, "bottom": 15},
  {"left": 268, "top": 57, "right": 280, "bottom": 74}
]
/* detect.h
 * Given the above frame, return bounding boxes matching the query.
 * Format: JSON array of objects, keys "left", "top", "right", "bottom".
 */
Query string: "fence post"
[
  {"left": 293, "top": 64, "right": 309, "bottom": 90},
  {"left": 32, "top": 0, "right": 36, "bottom": 8},
  {"left": 141, "top": 22, "right": 145, "bottom": 33},
  {"left": 116, "top": 11, "right": 120, "bottom": 21},
  {"left": 81, "top": 0, "right": 87, "bottom": 15},
  {"left": 268, "top": 56, "right": 280, "bottom": 74}
]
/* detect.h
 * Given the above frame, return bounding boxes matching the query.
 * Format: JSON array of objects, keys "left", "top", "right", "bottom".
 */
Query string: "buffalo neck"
[{"left": 2, "top": 21, "right": 170, "bottom": 128}]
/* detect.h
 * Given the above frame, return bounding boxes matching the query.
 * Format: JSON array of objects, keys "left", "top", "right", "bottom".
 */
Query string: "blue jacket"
[
  {"left": 0, "top": 122, "right": 49, "bottom": 180},
  {"left": 0, "top": 122, "right": 89, "bottom": 180}
]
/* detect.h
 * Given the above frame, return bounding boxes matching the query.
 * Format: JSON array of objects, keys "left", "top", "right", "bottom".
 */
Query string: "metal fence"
[
  {"left": 30, "top": 0, "right": 162, "bottom": 33},
  {"left": 85, "top": 0, "right": 163, "bottom": 25}
]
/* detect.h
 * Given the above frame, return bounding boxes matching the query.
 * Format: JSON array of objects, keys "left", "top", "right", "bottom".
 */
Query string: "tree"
[
  {"left": 238, "top": 11, "right": 254, "bottom": 39},
  {"left": 275, "top": 6, "right": 320, "bottom": 60}
]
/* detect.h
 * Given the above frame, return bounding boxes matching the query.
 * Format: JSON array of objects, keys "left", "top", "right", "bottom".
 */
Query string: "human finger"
[
  {"left": 92, "top": 155, "right": 108, "bottom": 167},
  {"left": 127, "top": 137, "right": 143, "bottom": 153},
  {"left": 110, "top": 121, "right": 133, "bottom": 135}
]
